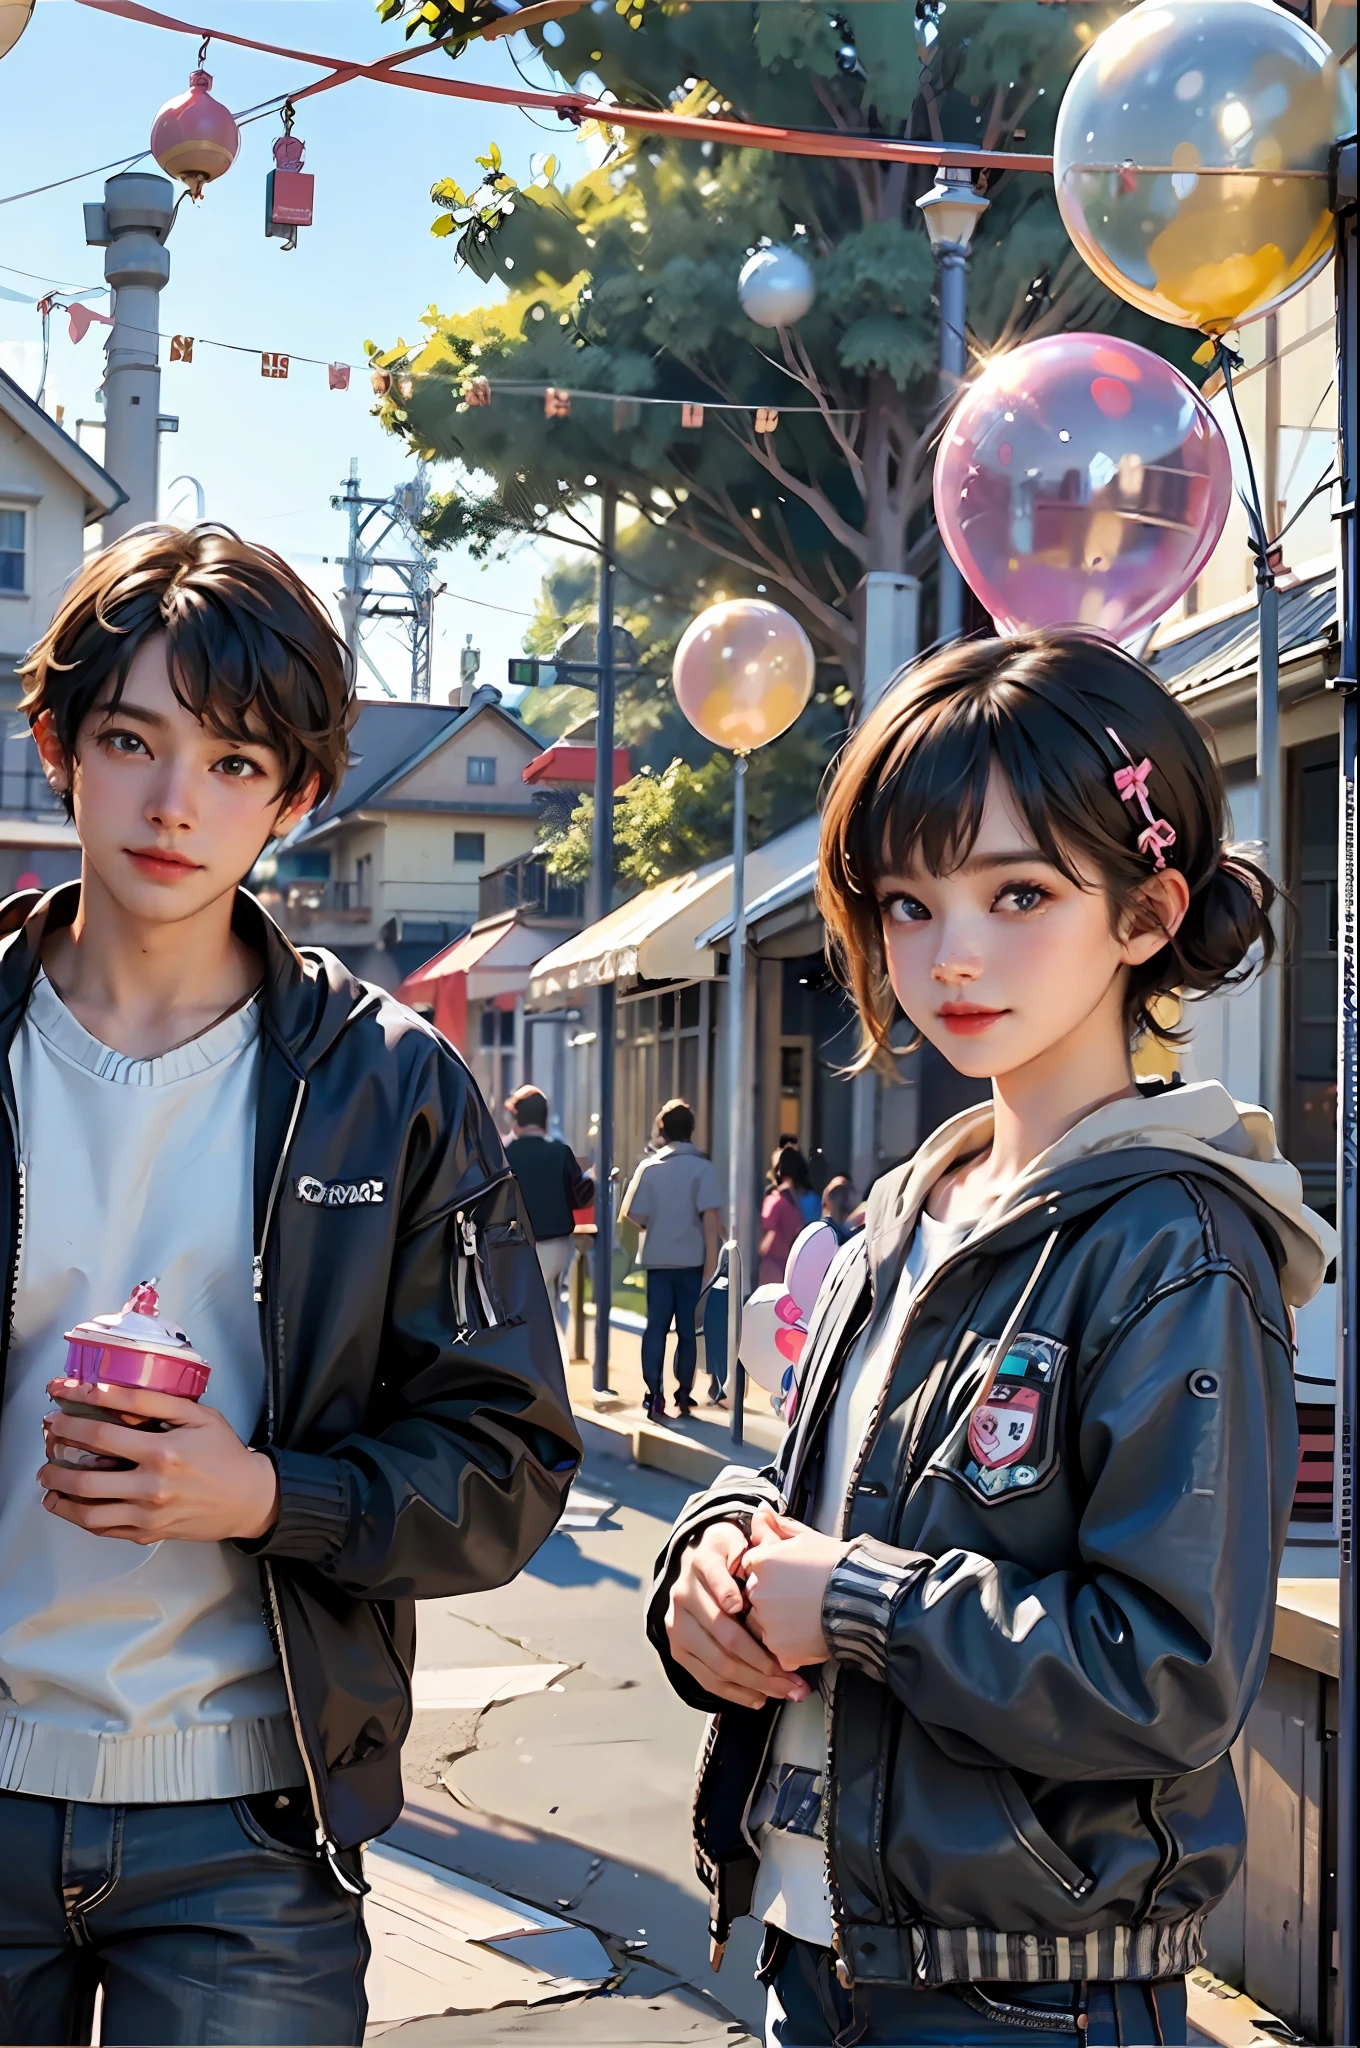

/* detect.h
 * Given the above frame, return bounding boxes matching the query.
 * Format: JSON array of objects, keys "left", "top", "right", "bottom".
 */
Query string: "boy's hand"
[
  {"left": 665, "top": 1516, "right": 812, "bottom": 1710},
  {"left": 742, "top": 1504, "right": 850, "bottom": 1672},
  {"left": 38, "top": 1379, "right": 280, "bottom": 1545}
]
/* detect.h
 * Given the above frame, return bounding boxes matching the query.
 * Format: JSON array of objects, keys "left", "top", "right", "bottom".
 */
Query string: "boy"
[
  {"left": 0, "top": 525, "right": 579, "bottom": 2047},
  {"left": 503, "top": 1084, "right": 589, "bottom": 1311}
]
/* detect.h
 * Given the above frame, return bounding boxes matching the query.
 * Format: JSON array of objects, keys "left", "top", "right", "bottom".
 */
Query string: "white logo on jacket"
[{"left": 295, "top": 1175, "right": 386, "bottom": 1207}]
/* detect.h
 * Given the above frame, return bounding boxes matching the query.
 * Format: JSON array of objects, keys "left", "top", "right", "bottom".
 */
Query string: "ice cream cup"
[{"left": 51, "top": 1281, "right": 210, "bottom": 1471}]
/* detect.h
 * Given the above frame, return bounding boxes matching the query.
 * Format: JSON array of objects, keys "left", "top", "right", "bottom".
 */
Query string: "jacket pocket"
[
  {"left": 994, "top": 1773, "right": 1093, "bottom": 1900},
  {"left": 452, "top": 1192, "right": 513, "bottom": 1334}
]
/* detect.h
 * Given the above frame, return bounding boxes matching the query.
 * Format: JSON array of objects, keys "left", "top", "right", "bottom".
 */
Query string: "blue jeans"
[
  {"left": 0, "top": 1788, "right": 367, "bottom": 2045},
  {"left": 641, "top": 1264, "right": 704, "bottom": 1400},
  {"left": 764, "top": 1932, "right": 1187, "bottom": 2046}
]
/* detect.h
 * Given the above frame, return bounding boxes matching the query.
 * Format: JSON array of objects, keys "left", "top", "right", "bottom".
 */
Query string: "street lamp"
[
  {"left": 917, "top": 151, "right": 989, "bottom": 644},
  {"left": 673, "top": 599, "right": 815, "bottom": 1442}
]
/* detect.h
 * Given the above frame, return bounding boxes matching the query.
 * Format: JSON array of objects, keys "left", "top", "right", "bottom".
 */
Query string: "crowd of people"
[{"left": 0, "top": 522, "right": 1333, "bottom": 2048}]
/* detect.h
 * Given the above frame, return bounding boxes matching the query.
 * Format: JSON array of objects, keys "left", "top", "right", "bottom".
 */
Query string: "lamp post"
[
  {"left": 591, "top": 484, "right": 618, "bottom": 1400},
  {"left": 917, "top": 150, "right": 989, "bottom": 645},
  {"left": 672, "top": 600, "right": 815, "bottom": 1442}
]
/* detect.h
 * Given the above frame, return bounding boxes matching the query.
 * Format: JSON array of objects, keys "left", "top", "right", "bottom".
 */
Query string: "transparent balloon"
[
  {"left": 933, "top": 334, "right": 1233, "bottom": 639},
  {"left": 1054, "top": 0, "right": 1355, "bottom": 335},
  {"left": 672, "top": 600, "right": 815, "bottom": 752},
  {"left": 0, "top": 1, "right": 34, "bottom": 63}
]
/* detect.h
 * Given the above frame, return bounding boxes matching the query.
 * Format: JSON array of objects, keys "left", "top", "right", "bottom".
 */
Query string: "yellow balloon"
[
  {"left": 672, "top": 600, "right": 815, "bottom": 753},
  {"left": 1054, "top": 0, "right": 1355, "bottom": 334},
  {"left": 0, "top": 1, "right": 35, "bottom": 61}
]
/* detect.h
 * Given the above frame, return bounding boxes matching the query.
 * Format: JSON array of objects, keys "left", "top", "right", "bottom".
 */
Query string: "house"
[
  {"left": 0, "top": 365, "right": 125, "bottom": 895},
  {"left": 267, "top": 683, "right": 546, "bottom": 985}
]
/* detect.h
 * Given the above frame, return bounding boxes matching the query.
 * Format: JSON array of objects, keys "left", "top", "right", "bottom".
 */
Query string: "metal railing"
[{"left": 281, "top": 878, "right": 368, "bottom": 919}]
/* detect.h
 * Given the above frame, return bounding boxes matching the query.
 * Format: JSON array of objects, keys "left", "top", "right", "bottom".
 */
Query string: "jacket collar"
[{"left": 0, "top": 882, "right": 371, "bottom": 1080}]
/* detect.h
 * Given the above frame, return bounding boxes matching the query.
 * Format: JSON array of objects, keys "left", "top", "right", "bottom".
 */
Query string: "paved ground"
[{"left": 375, "top": 1419, "right": 764, "bottom": 2045}]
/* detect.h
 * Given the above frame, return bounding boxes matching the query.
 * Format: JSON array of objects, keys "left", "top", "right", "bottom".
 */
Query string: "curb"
[{"left": 570, "top": 1402, "right": 768, "bottom": 1486}]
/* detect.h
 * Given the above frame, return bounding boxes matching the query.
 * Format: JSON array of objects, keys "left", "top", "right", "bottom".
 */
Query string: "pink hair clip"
[{"left": 1106, "top": 727, "right": 1177, "bottom": 871}]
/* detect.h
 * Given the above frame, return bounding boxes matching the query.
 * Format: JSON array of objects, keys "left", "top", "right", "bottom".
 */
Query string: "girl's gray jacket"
[{"left": 646, "top": 1084, "right": 1334, "bottom": 1989}]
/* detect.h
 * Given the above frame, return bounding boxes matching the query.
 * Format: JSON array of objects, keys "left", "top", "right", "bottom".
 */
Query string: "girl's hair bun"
[{"left": 1165, "top": 848, "right": 1277, "bottom": 1002}]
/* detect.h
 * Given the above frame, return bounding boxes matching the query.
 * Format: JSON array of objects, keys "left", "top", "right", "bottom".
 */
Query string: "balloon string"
[{"left": 1211, "top": 340, "right": 1276, "bottom": 595}]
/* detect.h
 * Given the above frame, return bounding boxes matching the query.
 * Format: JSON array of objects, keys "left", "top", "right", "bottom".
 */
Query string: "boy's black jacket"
[
  {"left": 646, "top": 1091, "right": 1324, "bottom": 1989},
  {"left": 0, "top": 885, "right": 581, "bottom": 1861}
]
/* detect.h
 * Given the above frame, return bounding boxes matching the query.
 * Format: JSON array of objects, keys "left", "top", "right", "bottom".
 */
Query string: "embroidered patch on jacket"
[
  {"left": 295, "top": 1175, "right": 386, "bottom": 1207},
  {"left": 952, "top": 1332, "right": 1069, "bottom": 1503}
]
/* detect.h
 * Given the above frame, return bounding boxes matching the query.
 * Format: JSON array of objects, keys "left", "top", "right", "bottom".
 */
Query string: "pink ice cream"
[{"left": 51, "top": 1281, "right": 210, "bottom": 1470}]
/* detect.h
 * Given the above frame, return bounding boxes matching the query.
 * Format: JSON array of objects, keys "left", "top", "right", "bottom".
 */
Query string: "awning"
[
  {"left": 527, "top": 814, "right": 821, "bottom": 1003},
  {"left": 398, "top": 913, "right": 567, "bottom": 1005},
  {"left": 697, "top": 857, "right": 818, "bottom": 951},
  {"left": 528, "top": 865, "right": 729, "bottom": 1001}
]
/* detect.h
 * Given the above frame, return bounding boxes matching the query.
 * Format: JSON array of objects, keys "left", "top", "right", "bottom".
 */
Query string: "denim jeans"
[
  {"left": 763, "top": 1932, "right": 1187, "bottom": 2047},
  {"left": 641, "top": 1264, "right": 705, "bottom": 1399},
  {"left": 0, "top": 1787, "right": 368, "bottom": 2046}
]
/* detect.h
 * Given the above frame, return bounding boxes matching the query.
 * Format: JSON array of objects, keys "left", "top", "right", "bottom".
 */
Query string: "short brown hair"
[
  {"left": 19, "top": 523, "right": 355, "bottom": 814},
  {"left": 818, "top": 631, "right": 1275, "bottom": 1073}
]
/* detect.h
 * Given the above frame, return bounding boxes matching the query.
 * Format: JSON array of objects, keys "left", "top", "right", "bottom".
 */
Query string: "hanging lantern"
[
  {"left": 151, "top": 52, "right": 240, "bottom": 201},
  {"left": 266, "top": 107, "right": 314, "bottom": 251}
]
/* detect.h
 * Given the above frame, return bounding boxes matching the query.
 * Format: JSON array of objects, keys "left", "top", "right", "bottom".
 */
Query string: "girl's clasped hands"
[{"left": 665, "top": 1503, "right": 851, "bottom": 1707}]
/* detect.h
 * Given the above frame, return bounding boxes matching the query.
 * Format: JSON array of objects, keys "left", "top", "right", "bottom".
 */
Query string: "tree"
[{"left": 374, "top": 0, "right": 1188, "bottom": 689}]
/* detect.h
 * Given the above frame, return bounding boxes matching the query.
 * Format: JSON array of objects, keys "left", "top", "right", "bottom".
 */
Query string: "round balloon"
[
  {"left": 673, "top": 599, "right": 815, "bottom": 752},
  {"left": 933, "top": 333, "right": 1232, "bottom": 639},
  {"left": 1054, "top": 0, "right": 1355, "bottom": 334},
  {"left": 0, "top": 1, "right": 34, "bottom": 62},
  {"left": 738, "top": 246, "right": 816, "bottom": 329}
]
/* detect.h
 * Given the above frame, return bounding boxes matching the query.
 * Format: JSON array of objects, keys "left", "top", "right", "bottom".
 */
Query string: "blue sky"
[{"left": 0, "top": 0, "right": 599, "bottom": 699}]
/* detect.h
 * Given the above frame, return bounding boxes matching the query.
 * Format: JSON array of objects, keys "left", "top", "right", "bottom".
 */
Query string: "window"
[
  {"left": 0, "top": 509, "right": 25, "bottom": 594},
  {"left": 466, "top": 755, "right": 496, "bottom": 786},
  {"left": 454, "top": 831, "right": 486, "bottom": 864}
]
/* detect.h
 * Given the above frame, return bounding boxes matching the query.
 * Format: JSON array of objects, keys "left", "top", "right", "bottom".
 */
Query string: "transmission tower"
[{"left": 330, "top": 460, "right": 446, "bottom": 701}]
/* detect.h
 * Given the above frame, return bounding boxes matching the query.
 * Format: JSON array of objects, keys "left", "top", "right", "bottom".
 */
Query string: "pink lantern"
[
  {"left": 151, "top": 68, "right": 240, "bottom": 200},
  {"left": 933, "top": 334, "right": 1232, "bottom": 640}
]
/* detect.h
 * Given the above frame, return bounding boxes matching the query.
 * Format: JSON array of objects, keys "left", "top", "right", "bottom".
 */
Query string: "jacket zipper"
[
  {"left": 457, "top": 1208, "right": 502, "bottom": 1330},
  {"left": 251, "top": 1069, "right": 366, "bottom": 1894}
]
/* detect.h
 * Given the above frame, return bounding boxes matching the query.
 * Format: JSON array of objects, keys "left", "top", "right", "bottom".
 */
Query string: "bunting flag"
[
  {"left": 328, "top": 361, "right": 350, "bottom": 391},
  {"left": 262, "top": 352, "right": 290, "bottom": 379},
  {"left": 544, "top": 386, "right": 571, "bottom": 419},
  {"left": 67, "top": 303, "right": 113, "bottom": 344},
  {"left": 170, "top": 333, "right": 194, "bottom": 362},
  {"left": 681, "top": 402, "right": 704, "bottom": 429},
  {"left": 754, "top": 406, "right": 779, "bottom": 434},
  {"left": 466, "top": 376, "right": 491, "bottom": 407}
]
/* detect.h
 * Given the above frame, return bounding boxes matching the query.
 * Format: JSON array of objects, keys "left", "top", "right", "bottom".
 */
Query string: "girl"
[
  {"left": 647, "top": 632, "right": 1332, "bottom": 2047},
  {"left": 762, "top": 1146, "right": 816, "bottom": 1283}
]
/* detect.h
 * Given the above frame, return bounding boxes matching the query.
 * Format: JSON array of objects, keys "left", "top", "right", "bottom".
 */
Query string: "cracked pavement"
[{"left": 377, "top": 1417, "right": 764, "bottom": 2044}]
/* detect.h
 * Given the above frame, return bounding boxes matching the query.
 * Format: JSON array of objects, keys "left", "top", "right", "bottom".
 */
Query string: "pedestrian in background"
[
  {"left": 504, "top": 1084, "right": 592, "bottom": 1320},
  {"left": 651, "top": 629, "right": 1333, "bottom": 2047},
  {"left": 620, "top": 1099, "right": 724, "bottom": 1423},
  {"left": 759, "top": 1145, "right": 811, "bottom": 1284},
  {"left": 820, "top": 1176, "right": 861, "bottom": 1244}
]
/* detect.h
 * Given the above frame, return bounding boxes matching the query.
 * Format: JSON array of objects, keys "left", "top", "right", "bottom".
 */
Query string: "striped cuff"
[
  {"left": 235, "top": 1449, "right": 352, "bottom": 1566},
  {"left": 822, "top": 1538, "right": 926, "bottom": 1683}
]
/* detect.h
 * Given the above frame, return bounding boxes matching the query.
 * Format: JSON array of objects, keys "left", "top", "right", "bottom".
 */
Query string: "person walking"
[
  {"left": 0, "top": 525, "right": 578, "bottom": 2047},
  {"left": 759, "top": 1145, "right": 811, "bottom": 1285},
  {"left": 504, "top": 1084, "right": 591, "bottom": 1321},
  {"left": 649, "top": 630, "right": 1332, "bottom": 2046},
  {"left": 619, "top": 1099, "right": 724, "bottom": 1423}
]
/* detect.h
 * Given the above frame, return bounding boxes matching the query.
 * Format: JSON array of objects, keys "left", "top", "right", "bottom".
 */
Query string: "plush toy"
[{"left": 738, "top": 1219, "right": 840, "bottom": 1419}]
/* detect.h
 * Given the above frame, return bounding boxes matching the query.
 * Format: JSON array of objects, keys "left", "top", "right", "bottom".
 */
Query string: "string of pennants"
[{"left": 372, "top": 368, "right": 862, "bottom": 433}]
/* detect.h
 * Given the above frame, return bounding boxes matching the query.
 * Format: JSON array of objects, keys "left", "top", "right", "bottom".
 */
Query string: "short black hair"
[
  {"left": 658, "top": 1098, "right": 695, "bottom": 1143},
  {"left": 20, "top": 522, "right": 355, "bottom": 815},
  {"left": 508, "top": 1085, "right": 549, "bottom": 1129}
]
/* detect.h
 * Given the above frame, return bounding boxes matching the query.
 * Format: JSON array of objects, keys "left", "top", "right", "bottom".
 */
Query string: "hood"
[
  {"left": 0, "top": 882, "right": 371, "bottom": 1081},
  {"left": 869, "top": 1079, "right": 1335, "bottom": 1310}
]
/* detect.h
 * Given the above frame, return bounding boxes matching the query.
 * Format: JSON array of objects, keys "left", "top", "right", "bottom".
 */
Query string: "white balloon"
[{"left": 737, "top": 246, "right": 816, "bottom": 330}]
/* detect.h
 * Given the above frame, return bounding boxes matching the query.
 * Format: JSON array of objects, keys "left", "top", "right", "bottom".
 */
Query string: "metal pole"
[
  {"left": 1256, "top": 570, "right": 1283, "bottom": 1121},
  {"left": 85, "top": 173, "right": 174, "bottom": 538},
  {"left": 1330, "top": 128, "right": 1358, "bottom": 2048},
  {"left": 591, "top": 484, "right": 618, "bottom": 1398},
  {"left": 727, "top": 753, "right": 749, "bottom": 1445},
  {"left": 936, "top": 244, "right": 969, "bottom": 644}
]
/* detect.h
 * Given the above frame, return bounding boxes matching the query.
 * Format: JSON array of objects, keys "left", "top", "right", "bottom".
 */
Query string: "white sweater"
[{"left": 0, "top": 973, "right": 301, "bottom": 1803}]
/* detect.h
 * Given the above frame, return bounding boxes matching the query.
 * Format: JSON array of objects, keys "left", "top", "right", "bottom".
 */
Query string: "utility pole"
[
  {"left": 591, "top": 484, "right": 618, "bottom": 1399},
  {"left": 329, "top": 463, "right": 444, "bottom": 701},
  {"left": 83, "top": 172, "right": 175, "bottom": 538}
]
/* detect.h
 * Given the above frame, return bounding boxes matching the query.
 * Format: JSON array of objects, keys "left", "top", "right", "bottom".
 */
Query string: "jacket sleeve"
[
  {"left": 821, "top": 1266, "right": 1296, "bottom": 1779},
  {"left": 244, "top": 1074, "right": 582, "bottom": 1601}
]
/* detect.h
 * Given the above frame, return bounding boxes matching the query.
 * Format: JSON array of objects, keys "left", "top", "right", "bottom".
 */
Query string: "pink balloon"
[{"left": 934, "top": 335, "right": 1232, "bottom": 640}]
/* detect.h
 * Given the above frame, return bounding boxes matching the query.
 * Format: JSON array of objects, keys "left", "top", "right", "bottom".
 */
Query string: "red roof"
[{"left": 522, "top": 743, "right": 631, "bottom": 788}]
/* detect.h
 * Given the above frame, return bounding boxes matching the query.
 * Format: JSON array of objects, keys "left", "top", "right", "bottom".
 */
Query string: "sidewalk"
[{"left": 564, "top": 1307, "right": 783, "bottom": 1485}]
